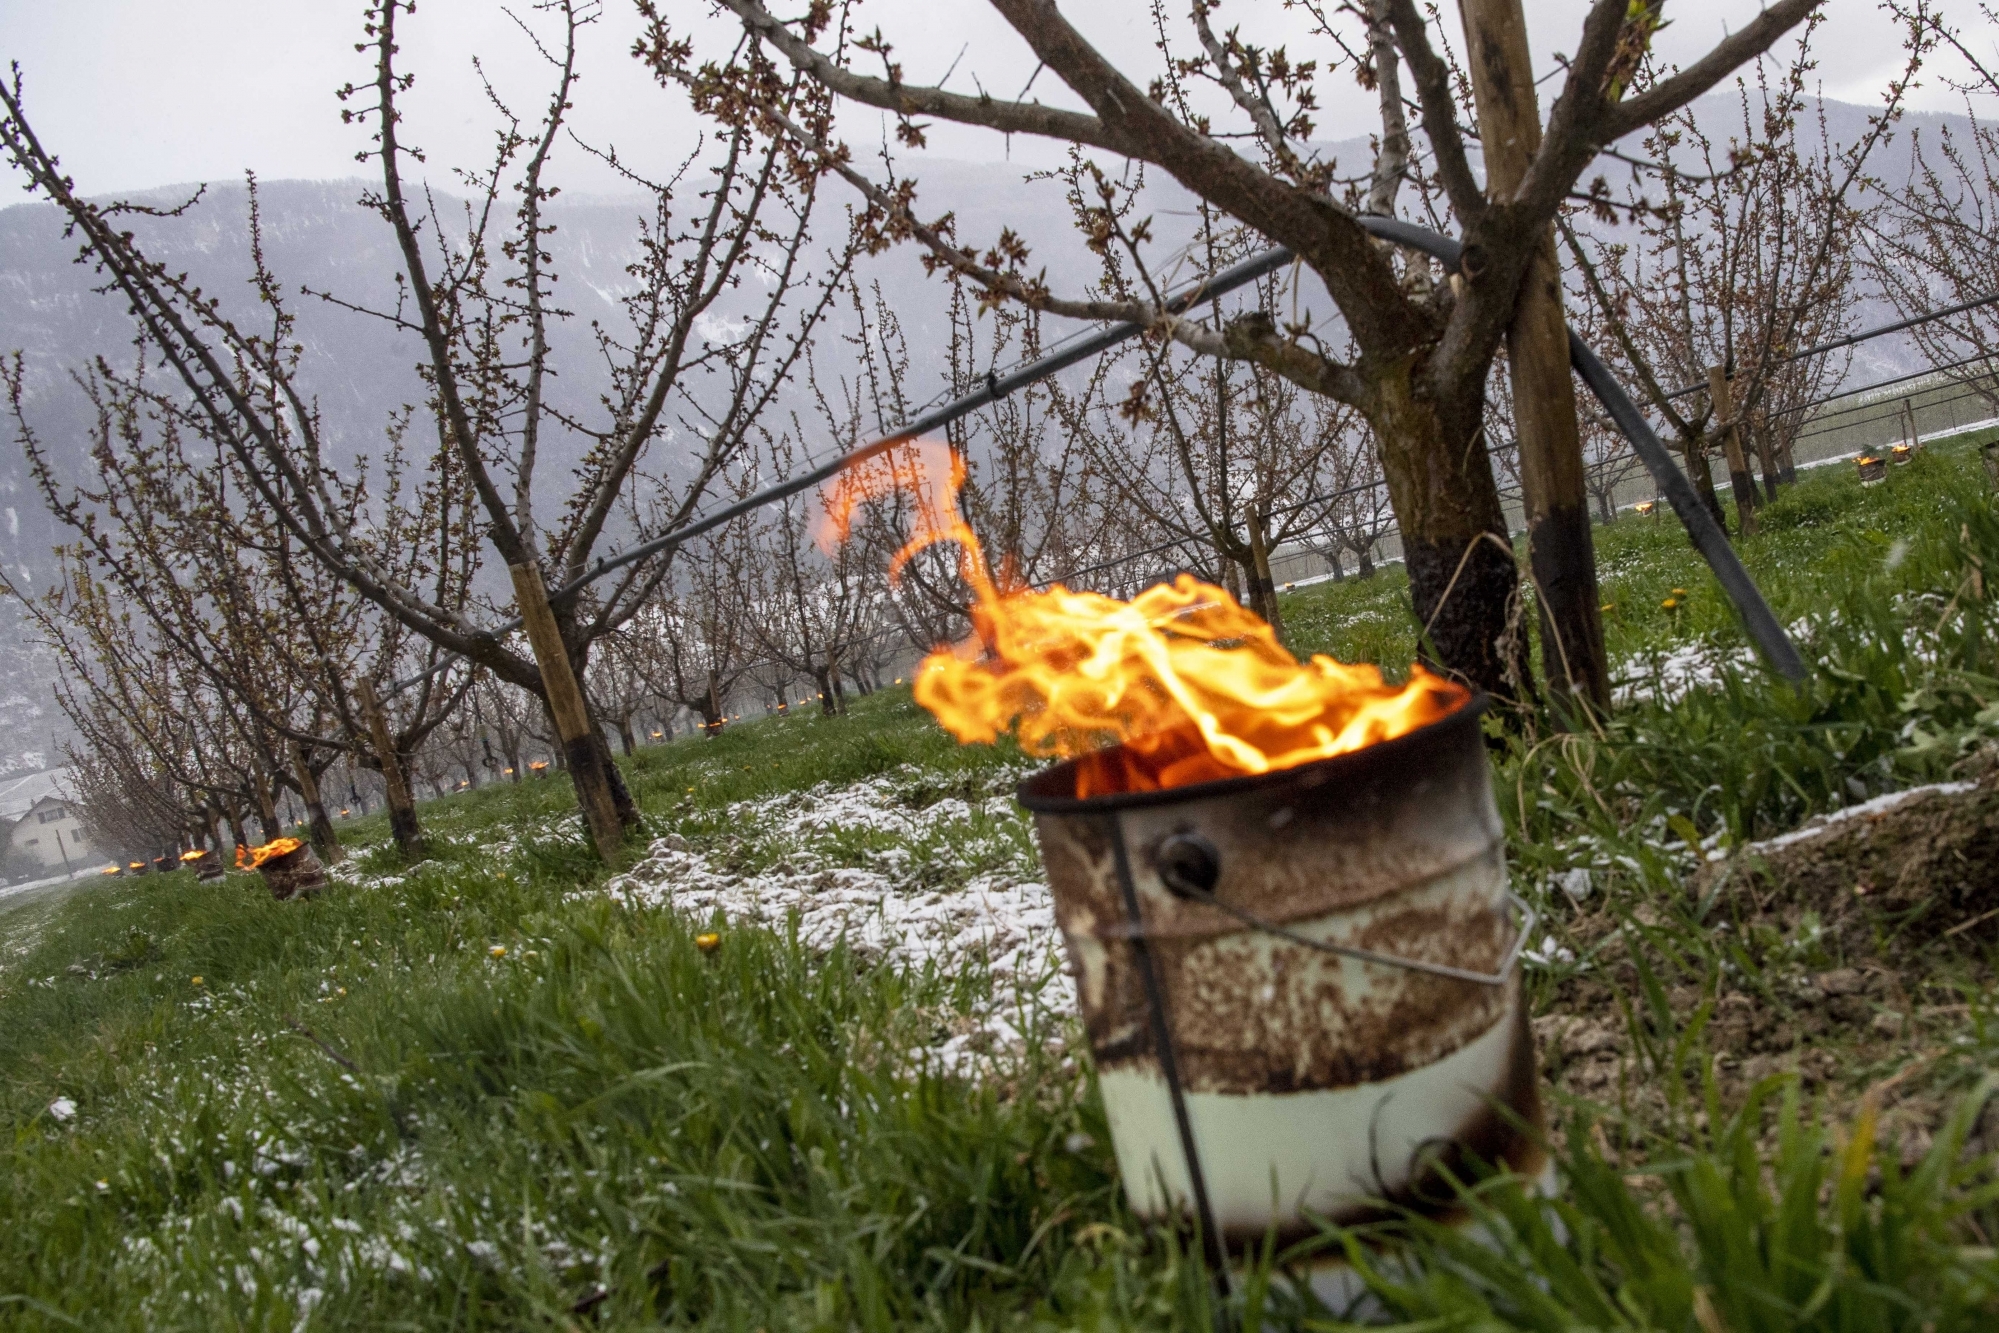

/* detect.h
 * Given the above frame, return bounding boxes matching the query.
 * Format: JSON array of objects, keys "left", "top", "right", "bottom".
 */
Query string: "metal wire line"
[
  {"left": 1653, "top": 288, "right": 1999, "bottom": 404},
  {"left": 388, "top": 225, "right": 1997, "bottom": 697},
  {"left": 385, "top": 245, "right": 1298, "bottom": 695}
]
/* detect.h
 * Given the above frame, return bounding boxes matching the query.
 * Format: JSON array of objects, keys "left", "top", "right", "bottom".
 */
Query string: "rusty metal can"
[
  {"left": 1018, "top": 697, "right": 1542, "bottom": 1252},
  {"left": 181, "top": 849, "right": 226, "bottom": 883},
  {"left": 258, "top": 843, "right": 329, "bottom": 901}
]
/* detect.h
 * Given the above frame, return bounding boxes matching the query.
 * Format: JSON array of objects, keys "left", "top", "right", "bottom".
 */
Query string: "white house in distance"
[
  {"left": 0, "top": 768, "right": 91, "bottom": 881},
  {"left": 4, "top": 794, "right": 93, "bottom": 876}
]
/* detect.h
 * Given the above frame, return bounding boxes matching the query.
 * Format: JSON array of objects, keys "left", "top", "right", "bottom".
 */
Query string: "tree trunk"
[
  {"left": 1220, "top": 550, "right": 1245, "bottom": 606},
  {"left": 251, "top": 768, "right": 281, "bottom": 844},
  {"left": 1249, "top": 517, "right": 1284, "bottom": 642},
  {"left": 226, "top": 806, "right": 249, "bottom": 859},
  {"left": 1709, "top": 366, "right": 1757, "bottom": 538},
  {"left": 1373, "top": 367, "right": 1533, "bottom": 705},
  {"left": 580, "top": 696, "right": 638, "bottom": 824},
  {"left": 813, "top": 664, "right": 838, "bottom": 717},
  {"left": 509, "top": 563, "right": 629, "bottom": 861},
  {"left": 1462, "top": 0, "right": 1607, "bottom": 716},
  {"left": 356, "top": 678, "right": 429, "bottom": 862},
  {"left": 705, "top": 670, "right": 726, "bottom": 735},
  {"left": 1679, "top": 435, "right": 1728, "bottom": 532},
  {"left": 1755, "top": 430, "right": 1781, "bottom": 504},
  {"left": 616, "top": 719, "right": 636, "bottom": 756},
  {"left": 1776, "top": 415, "right": 1798, "bottom": 486},
  {"left": 289, "top": 740, "right": 343, "bottom": 865}
]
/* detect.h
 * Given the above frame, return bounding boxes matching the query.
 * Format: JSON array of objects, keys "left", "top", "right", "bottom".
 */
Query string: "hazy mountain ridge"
[{"left": 0, "top": 93, "right": 1976, "bottom": 772}]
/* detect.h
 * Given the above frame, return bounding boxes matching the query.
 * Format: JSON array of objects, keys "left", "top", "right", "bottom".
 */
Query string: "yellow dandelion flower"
[
  {"left": 1662, "top": 597, "right": 1679, "bottom": 609},
  {"left": 191, "top": 976, "right": 204, "bottom": 987},
  {"left": 695, "top": 932, "right": 722, "bottom": 954},
  {"left": 489, "top": 945, "right": 507, "bottom": 958}
]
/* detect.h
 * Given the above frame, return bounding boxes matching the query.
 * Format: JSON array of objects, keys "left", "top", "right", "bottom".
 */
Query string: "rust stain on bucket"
[{"left": 1019, "top": 698, "right": 1543, "bottom": 1240}]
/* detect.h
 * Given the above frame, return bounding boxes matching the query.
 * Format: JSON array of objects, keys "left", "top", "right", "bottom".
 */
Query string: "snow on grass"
[
  {"left": 1611, "top": 638, "right": 1758, "bottom": 706},
  {"left": 595, "top": 767, "right": 1073, "bottom": 1077}
]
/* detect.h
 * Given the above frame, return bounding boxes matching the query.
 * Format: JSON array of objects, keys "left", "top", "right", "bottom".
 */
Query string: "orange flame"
[
  {"left": 179, "top": 849, "right": 208, "bottom": 863},
  {"left": 244, "top": 837, "right": 304, "bottom": 869},
  {"left": 823, "top": 442, "right": 1468, "bottom": 796}
]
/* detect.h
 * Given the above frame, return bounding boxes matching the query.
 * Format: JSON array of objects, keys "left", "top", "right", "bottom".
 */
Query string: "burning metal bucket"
[
  {"left": 254, "top": 839, "right": 328, "bottom": 901},
  {"left": 1017, "top": 697, "right": 1542, "bottom": 1251},
  {"left": 1856, "top": 454, "right": 1888, "bottom": 486},
  {"left": 179, "top": 849, "right": 225, "bottom": 883}
]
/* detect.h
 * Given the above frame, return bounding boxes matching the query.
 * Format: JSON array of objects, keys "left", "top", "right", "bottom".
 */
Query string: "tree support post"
[
  {"left": 1461, "top": 0, "right": 1608, "bottom": 714},
  {"left": 509, "top": 563, "right": 629, "bottom": 862},
  {"left": 356, "top": 678, "right": 429, "bottom": 861},
  {"left": 290, "top": 740, "right": 344, "bottom": 864},
  {"left": 1709, "top": 365, "right": 1758, "bottom": 537}
]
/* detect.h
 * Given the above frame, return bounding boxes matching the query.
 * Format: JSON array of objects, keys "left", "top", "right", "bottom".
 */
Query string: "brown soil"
[
  {"left": 1690, "top": 767, "right": 1999, "bottom": 952},
  {"left": 1532, "top": 762, "right": 1999, "bottom": 1161}
]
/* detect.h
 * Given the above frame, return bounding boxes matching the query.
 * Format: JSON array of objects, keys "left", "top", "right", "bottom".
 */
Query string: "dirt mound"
[{"left": 1694, "top": 772, "right": 1999, "bottom": 945}]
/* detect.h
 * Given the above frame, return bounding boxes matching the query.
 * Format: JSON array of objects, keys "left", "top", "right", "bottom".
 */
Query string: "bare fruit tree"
[
  {"left": 1561, "top": 23, "right": 1912, "bottom": 535},
  {"left": 0, "top": 0, "right": 859, "bottom": 861},
  {"left": 3, "top": 342, "right": 478, "bottom": 862},
  {"left": 1868, "top": 1, "right": 1999, "bottom": 413},
  {"left": 646, "top": 0, "right": 1818, "bottom": 709}
]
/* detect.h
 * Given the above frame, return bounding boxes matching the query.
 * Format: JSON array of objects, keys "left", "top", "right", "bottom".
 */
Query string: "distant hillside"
[{"left": 0, "top": 92, "right": 1977, "bottom": 771}]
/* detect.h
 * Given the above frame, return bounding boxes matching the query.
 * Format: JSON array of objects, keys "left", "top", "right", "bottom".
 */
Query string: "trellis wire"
[{"left": 392, "top": 225, "right": 1999, "bottom": 698}]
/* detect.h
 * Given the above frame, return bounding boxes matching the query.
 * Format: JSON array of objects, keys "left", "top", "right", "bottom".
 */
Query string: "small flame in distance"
[{"left": 820, "top": 441, "right": 1468, "bottom": 796}]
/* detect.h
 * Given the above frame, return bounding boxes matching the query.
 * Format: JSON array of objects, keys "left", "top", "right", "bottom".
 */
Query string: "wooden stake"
[
  {"left": 1461, "top": 0, "right": 1607, "bottom": 712},
  {"left": 1709, "top": 365, "right": 1757, "bottom": 537},
  {"left": 356, "top": 678, "right": 428, "bottom": 861},
  {"left": 509, "top": 563, "right": 627, "bottom": 861}
]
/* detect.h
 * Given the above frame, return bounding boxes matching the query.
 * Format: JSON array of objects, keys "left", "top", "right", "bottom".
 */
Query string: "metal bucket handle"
[{"left": 1151, "top": 832, "right": 1538, "bottom": 987}]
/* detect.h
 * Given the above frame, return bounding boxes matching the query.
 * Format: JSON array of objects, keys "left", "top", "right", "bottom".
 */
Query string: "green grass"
[{"left": 4, "top": 449, "right": 1999, "bottom": 1327}]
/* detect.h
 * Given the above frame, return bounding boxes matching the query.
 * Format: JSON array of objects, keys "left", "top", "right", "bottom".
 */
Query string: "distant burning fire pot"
[
  {"left": 179, "top": 848, "right": 226, "bottom": 883},
  {"left": 1018, "top": 697, "right": 1542, "bottom": 1254}
]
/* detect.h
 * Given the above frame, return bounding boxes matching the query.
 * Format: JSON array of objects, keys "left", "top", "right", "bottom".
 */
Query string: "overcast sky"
[{"left": 1, "top": 0, "right": 1991, "bottom": 199}]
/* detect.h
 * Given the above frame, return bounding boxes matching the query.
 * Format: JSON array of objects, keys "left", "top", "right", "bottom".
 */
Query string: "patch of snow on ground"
[
  {"left": 596, "top": 771, "right": 1071, "bottom": 1077},
  {"left": 1612, "top": 640, "right": 1757, "bottom": 706},
  {"left": 1749, "top": 780, "right": 1979, "bottom": 854}
]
